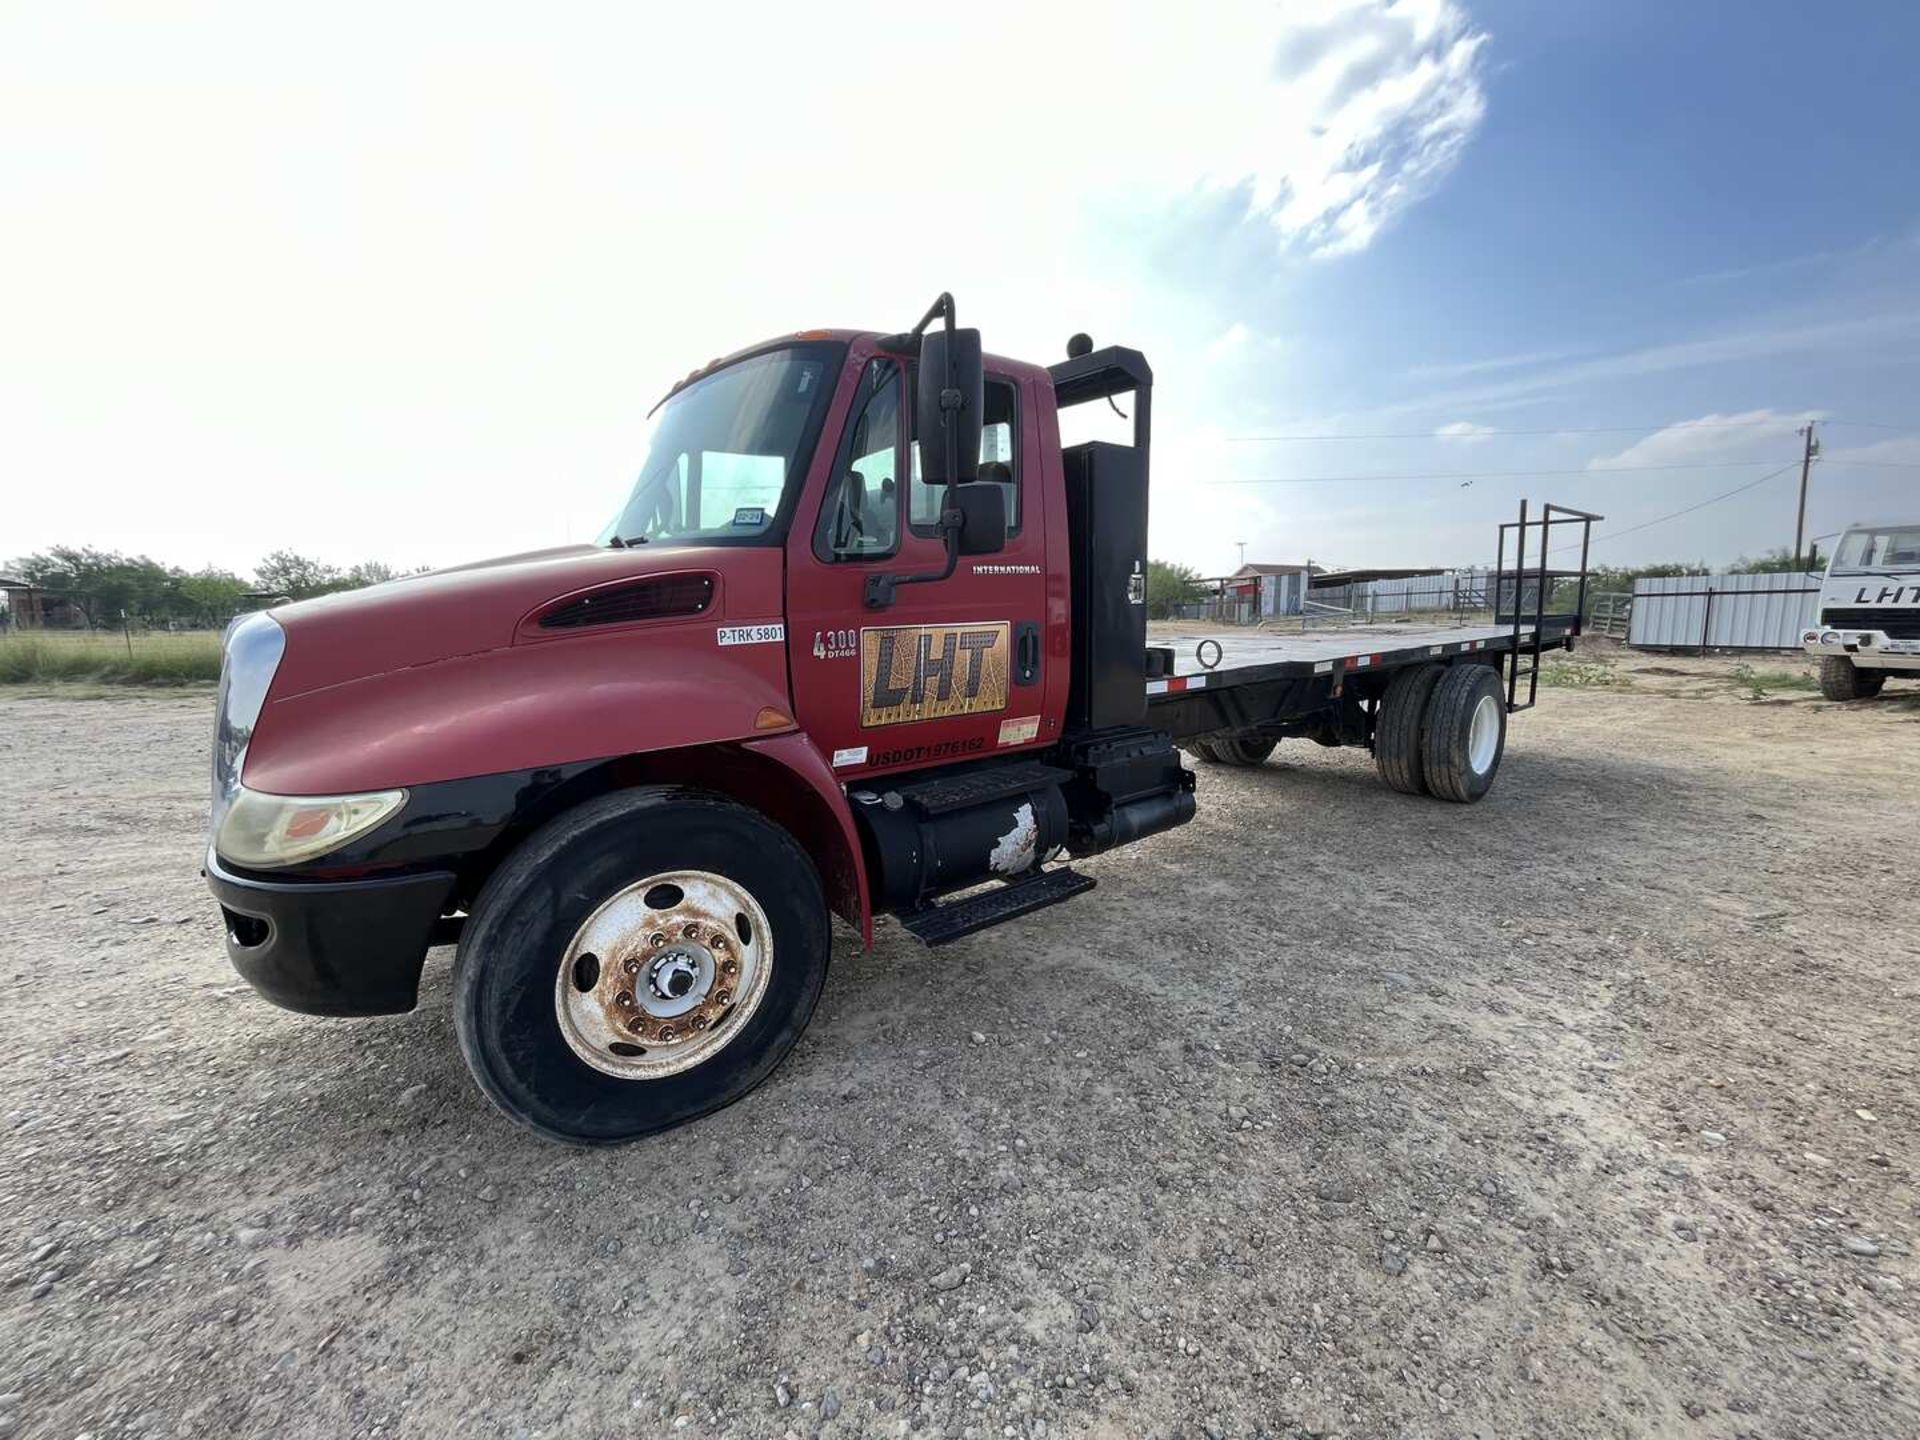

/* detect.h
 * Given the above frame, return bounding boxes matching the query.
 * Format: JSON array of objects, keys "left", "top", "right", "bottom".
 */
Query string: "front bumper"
[
  {"left": 205, "top": 850, "right": 457, "bottom": 1016},
  {"left": 1801, "top": 628, "right": 1920, "bottom": 670}
]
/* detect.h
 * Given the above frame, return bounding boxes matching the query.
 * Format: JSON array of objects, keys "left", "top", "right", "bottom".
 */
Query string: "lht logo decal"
[{"left": 860, "top": 622, "right": 1009, "bottom": 728}]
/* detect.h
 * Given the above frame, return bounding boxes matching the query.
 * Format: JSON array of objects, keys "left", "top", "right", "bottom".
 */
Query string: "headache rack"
[{"left": 1495, "top": 500, "right": 1602, "bottom": 713}]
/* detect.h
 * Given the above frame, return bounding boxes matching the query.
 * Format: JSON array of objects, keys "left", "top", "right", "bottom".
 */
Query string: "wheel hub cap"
[
  {"left": 1468, "top": 692, "right": 1501, "bottom": 774},
  {"left": 553, "top": 869, "right": 772, "bottom": 1081}
]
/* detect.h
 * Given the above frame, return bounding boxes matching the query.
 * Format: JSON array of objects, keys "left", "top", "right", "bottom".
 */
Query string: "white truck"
[{"left": 1803, "top": 522, "right": 1920, "bottom": 699}]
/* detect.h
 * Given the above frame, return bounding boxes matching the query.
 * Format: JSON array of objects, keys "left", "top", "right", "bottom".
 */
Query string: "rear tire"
[
  {"left": 1420, "top": 664, "right": 1508, "bottom": 804},
  {"left": 1374, "top": 662, "right": 1446, "bottom": 795},
  {"left": 453, "top": 787, "right": 830, "bottom": 1145},
  {"left": 1819, "top": 656, "right": 1885, "bottom": 700},
  {"left": 1199, "top": 735, "right": 1277, "bottom": 767}
]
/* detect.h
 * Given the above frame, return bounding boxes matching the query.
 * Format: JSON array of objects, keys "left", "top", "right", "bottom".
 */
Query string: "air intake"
[{"left": 538, "top": 574, "right": 715, "bottom": 630}]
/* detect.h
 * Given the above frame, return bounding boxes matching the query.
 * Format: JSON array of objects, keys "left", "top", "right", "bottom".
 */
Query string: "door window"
[
  {"left": 911, "top": 377, "right": 1020, "bottom": 534},
  {"left": 815, "top": 359, "right": 904, "bottom": 560}
]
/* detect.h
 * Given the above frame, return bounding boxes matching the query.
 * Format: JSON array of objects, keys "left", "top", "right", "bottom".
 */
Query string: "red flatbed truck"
[{"left": 204, "top": 295, "right": 1598, "bottom": 1144}]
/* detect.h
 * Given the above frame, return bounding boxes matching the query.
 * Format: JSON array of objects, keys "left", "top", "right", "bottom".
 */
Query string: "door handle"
[{"left": 1015, "top": 621, "right": 1040, "bottom": 685}]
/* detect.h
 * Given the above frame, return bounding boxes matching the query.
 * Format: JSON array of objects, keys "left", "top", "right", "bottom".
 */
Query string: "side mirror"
[
  {"left": 917, "top": 326, "right": 982, "bottom": 485},
  {"left": 952, "top": 482, "right": 1006, "bottom": 556}
]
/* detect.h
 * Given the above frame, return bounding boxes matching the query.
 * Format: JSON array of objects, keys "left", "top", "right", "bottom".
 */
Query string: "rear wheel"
[
  {"left": 1374, "top": 662, "right": 1446, "bottom": 795},
  {"left": 1421, "top": 664, "right": 1508, "bottom": 803},
  {"left": 1196, "top": 735, "right": 1277, "bottom": 767},
  {"left": 453, "top": 788, "right": 829, "bottom": 1145},
  {"left": 1819, "top": 656, "right": 1886, "bottom": 700}
]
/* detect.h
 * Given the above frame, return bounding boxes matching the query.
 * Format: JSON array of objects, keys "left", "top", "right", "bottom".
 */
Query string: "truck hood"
[{"left": 267, "top": 543, "right": 730, "bottom": 697}]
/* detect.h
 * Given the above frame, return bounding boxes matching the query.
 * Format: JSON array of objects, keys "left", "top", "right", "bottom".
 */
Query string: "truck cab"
[
  {"left": 204, "top": 294, "right": 1578, "bottom": 1144},
  {"left": 1802, "top": 522, "right": 1920, "bottom": 699}
]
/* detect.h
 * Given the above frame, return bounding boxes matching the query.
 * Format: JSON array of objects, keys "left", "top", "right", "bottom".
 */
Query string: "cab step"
[{"left": 897, "top": 867, "right": 1097, "bottom": 947}]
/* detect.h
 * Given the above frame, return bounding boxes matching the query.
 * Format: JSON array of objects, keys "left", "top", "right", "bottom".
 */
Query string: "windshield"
[
  {"left": 1832, "top": 524, "right": 1920, "bottom": 574},
  {"left": 602, "top": 342, "right": 843, "bottom": 547}
]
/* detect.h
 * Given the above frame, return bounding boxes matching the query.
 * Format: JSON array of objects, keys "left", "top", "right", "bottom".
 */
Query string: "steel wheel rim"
[
  {"left": 553, "top": 869, "right": 773, "bottom": 1080},
  {"left": 1468, "top": 692, "right": 1501, "bottom": 774}
]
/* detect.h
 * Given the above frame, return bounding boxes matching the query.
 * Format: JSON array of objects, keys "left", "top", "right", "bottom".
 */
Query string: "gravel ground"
[{"left": 1, "top": 663, "right": 1916, "bottom": 1440}]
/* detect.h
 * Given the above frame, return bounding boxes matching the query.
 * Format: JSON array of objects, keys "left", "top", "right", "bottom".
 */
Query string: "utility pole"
[
  {"left": 1235, "top": 541, "right": 1246, "bottom": 570},
  {"left": 1793, "top": 421, "right": 1819, "bottom": 568}
]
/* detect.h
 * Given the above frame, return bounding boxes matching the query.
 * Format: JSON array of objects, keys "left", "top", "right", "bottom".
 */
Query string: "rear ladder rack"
[{"left": 1495, "top": 500, "right": 1602, "bottom": 713}]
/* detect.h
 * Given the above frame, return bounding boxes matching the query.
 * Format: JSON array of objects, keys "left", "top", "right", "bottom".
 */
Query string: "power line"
[
  {"left": 1226, "top": 421, "right": 1791, "bottom": 442},
  {"left": 1206, "top": 460, "right": 1791, "bottom": 486},
  {"left": 1225, "top": 416, "right": 1915, "bottom": 443},
  {"left": 1546, "top": 461, "right": 1803, "bottom": 555}
]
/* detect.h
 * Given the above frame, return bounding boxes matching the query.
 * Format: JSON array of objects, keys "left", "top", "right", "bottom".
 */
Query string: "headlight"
[
  {"left": 1821, "top": 631, "right": 1840, "bottom": 645},
  {"left": 215, "top": 786, "right": 407, "bottom": 868},
  {"left": 211, "top": 611, "right": 286, "bottom": 818}
]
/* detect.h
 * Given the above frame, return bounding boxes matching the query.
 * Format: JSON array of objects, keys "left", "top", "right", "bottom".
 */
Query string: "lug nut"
[
  {"left": 615, "top": 990, "right": 634, "bottom": 1008},
  {"left": 657, "top": 1026, "right": 677, "bottom": 1043},
  {"left": 649, "top": 933, "right": 667, "bottom": 949},
  {"left": 622, "top": 956, "right": 640, "bottom": 976},
  {"left": 715, "top": 989, "right": 733, "bottom": 1006},
  {"left": 682, "top": 922, "right": 701, "bottom": 939},
  {"left": 625, "top": 1014, "right": 647, "bottom": 1034}
]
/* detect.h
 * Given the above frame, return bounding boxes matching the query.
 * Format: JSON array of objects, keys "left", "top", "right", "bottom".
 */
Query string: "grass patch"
[
  {"left": 1537, "top": 654, "right": 1631, "bottom": 688},
  {"left": 1730, "top": 663, "right": 1820, "bottom": 701},
  {"left": 0, "top": 630, "right": 223, "bottom": 686}
]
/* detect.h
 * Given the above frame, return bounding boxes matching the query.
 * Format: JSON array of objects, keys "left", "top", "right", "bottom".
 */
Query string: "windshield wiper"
[{"left": 607, "top": 534, "right": 649, "bottom": 549}]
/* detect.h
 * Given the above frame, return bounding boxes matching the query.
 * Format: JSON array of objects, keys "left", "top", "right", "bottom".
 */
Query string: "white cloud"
[
  {"left": 1435, "top": 420, "right": 1495, "bottom": 442},
  {"left": 1588, "top": 409, "right": 1822, "bottom": 470}
]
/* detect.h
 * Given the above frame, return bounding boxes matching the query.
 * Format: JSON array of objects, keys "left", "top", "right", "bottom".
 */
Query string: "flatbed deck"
[{"left": 1146, "top": 619, "right": 1577, "bottom": 696}]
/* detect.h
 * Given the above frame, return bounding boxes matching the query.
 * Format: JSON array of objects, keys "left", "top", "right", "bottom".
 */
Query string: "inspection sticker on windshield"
[
  {"left": 717, "top": 622, "right": 785, "bottom": 646},
  {"left": 731, "top": 507, "right": 766, "bottom": 527}
]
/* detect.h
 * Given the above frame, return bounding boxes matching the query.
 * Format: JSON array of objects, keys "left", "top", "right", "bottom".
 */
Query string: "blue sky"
[
  {"left": 1164, "top": 1, "right": 1920, "bottom": 572},
  {"left": 3, "top": 1, "right": 1916, "bottom": 578}
]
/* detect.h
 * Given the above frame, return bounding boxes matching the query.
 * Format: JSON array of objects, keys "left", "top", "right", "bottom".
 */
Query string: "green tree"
[
  {"left": 254, "top": 550, "right": 341, "bottom": 599},
  {"left": 1730, "top": 544, "right": 1822, "bottom": 573},
  {"left": 175, "top": 568, "right": 249, "bottom": 624},
  {"left": 344, "top": 560, "right": 401, "bottom": 586},
  {"left": 14, "top": 546, "right": 176, "bottom": 628},
  {"left": 1146, "top": 560, "right": 1205, "bottom": 619}
]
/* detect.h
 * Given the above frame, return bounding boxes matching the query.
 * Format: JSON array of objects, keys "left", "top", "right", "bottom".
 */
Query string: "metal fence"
[
  {"left": 1309, "top": 567, "right": 1494, "bottom": 619},
  {"left": 1628, "top": 572, "right": 1821, "bottom": 651}
]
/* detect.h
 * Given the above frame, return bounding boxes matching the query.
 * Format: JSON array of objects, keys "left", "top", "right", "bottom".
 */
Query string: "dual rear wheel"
[
  {"left": 1374, "top": 662, "right": 1507, "bottom": 802},
  {"left": 1189, "top": 661, "right": 1508, "bottom": 803}
]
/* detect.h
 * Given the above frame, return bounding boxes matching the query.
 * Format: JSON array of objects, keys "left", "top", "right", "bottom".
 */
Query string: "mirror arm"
[{"left": 862, "top": 507, "right": 962, "bottom": 609}]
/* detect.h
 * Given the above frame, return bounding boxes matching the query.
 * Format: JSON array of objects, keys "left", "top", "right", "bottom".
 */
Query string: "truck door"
[{"left": 786, "top": 346, "right": 1056, "bottom": 782}]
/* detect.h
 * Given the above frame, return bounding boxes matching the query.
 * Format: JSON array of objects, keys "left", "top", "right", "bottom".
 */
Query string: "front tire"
[
  {"left": 1421, "top": 664, "right": 1508, "bottom": 803},
  {"left": 1819, "top": 656, "right": 1886, "bottom": 700},
  {"left": 453, "top": 788, "right": 830, "bottom": 1145}
]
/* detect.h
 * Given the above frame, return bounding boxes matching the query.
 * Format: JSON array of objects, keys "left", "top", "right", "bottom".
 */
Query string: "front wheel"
[
  {"left": 453, "top": 788, "right": 830, "bottom": 1145},
  {"left": 1819, "top": 656, "right": 1886, "bottom": 701}
]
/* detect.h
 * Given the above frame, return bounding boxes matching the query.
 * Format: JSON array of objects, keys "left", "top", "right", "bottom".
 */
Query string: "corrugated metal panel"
[{"left": 1628, "top": 572, "right": 1822, "bottom": 650}]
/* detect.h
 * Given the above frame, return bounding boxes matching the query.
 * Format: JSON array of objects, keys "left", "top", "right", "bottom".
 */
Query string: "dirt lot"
[{"left": 2, "top": 656, "right": 1916, "bottom": 1440}]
